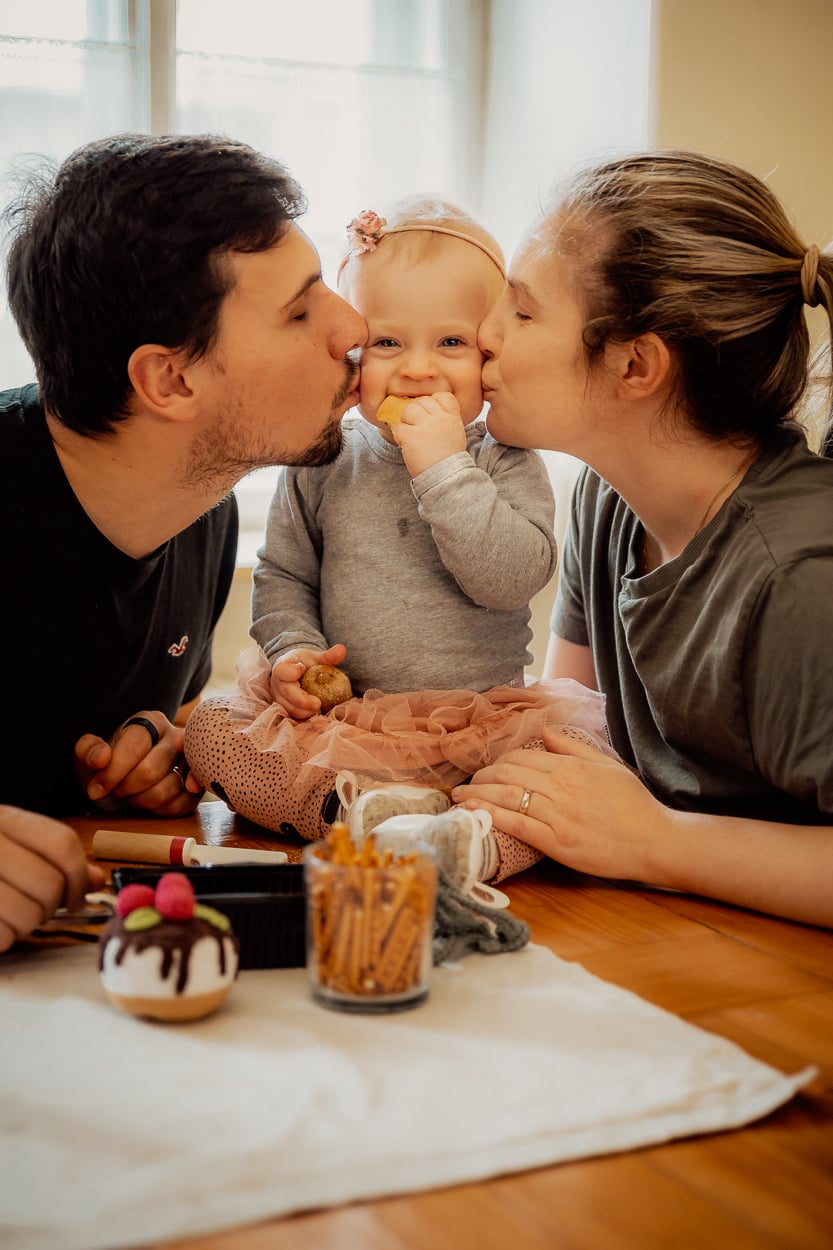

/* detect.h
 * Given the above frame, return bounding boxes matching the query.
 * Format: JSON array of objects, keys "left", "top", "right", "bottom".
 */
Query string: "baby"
[{"left": 185, "top": 195, "right": 613, "bottom": 901}]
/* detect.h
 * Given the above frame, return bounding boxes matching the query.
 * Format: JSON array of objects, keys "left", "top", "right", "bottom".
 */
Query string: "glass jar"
[{"left": 304, "top": 839, "right": 437, "bottom": 1014}]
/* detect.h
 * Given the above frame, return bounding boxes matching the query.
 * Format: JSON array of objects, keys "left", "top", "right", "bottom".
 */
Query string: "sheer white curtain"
[
  {"left": 0, "top": 0, "right": 148, "bottom": 377},
  {"left": 0, "top": 0, "right": 478, "bottom": 549}
]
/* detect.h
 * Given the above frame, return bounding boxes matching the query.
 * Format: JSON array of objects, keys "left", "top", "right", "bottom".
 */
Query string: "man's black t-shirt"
[{"left": 1, "top": 384, "right": 238, "bottom": 815}]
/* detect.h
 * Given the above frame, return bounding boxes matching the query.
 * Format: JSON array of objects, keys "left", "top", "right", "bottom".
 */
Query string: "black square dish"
[{"left": 111, "top": 862, "right": 306, "bottom": 970}]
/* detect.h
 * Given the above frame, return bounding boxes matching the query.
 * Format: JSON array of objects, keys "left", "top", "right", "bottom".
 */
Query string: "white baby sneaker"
[
  {"left": 370, "top": 807, "right": 509, "bottom": 909},
  {"left": 335, "top": 770, "right": 451, "bottom": 842}
]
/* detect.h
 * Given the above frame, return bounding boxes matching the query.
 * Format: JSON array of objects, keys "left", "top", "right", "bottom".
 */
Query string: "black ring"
[{"left": 123, "top": 716, "right": 161, "bottom": 749}]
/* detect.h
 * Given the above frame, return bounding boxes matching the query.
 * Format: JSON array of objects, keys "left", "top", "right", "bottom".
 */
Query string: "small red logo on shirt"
[{"left": 168, "top": 635, "right": 189, "bottom": 657}]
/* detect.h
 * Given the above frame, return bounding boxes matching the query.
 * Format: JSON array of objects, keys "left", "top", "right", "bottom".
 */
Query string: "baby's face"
[{"left": 347, "top": 246, "right": 500, "bottom": 429}]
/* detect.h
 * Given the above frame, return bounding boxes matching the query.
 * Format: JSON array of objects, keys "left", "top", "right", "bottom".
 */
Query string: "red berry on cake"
[
  {"left": 114, "top": 883, "right": 156, "bottom": 917},
  {"left": 155, "top": 872, "right": 196, "bottom": 920}
]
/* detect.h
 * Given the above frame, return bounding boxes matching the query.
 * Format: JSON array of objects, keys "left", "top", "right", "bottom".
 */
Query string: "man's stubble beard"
[{"left": 184, "top": 398, "right": 348, "bottom": 494}]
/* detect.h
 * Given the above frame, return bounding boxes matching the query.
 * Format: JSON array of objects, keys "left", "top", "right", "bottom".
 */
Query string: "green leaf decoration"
[
  {"left": 124, "top": 906, "right": 162, "bottom": 932},
  {"left": 193, "top": 903, "right": 231, "bottom": 932}
]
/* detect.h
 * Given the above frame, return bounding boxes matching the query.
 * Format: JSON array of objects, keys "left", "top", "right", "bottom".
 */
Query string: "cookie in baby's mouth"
[{"left": 376, "top": 395, "right": 413, "bottom": 426}]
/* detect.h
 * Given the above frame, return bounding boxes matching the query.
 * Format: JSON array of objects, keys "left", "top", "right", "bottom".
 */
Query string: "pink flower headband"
[
  {"left": 346, "top": 210, "right": 387, "bottom": 254},
  {"left": 338, "top": 208, "right": 506, "bottom": 281}
]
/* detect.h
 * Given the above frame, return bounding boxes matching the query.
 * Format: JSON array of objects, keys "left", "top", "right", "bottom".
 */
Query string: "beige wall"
[
  {"left": 208, "top": 563, "right": 254, "bottom": 694},
  {"left": 651, "top": 0, "right": 833, "bottom": 434},
  {"left": 652, "top": 0, "right": 833, "bottom": 249}
]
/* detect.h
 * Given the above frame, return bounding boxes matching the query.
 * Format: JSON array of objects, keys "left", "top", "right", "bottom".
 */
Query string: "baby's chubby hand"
[
  {"left": 393, "top": 391, "right": 467, "bottom": 477},
  {"left": 269, "top": 643, "right": 348, "bottom": 719}
]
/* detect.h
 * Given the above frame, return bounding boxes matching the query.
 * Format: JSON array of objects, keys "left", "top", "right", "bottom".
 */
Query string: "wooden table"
[{"left": 67, "top": 803, "right": 833, "bottom": 1250}]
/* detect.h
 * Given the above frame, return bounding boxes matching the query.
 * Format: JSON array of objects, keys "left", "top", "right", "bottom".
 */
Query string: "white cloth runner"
[{"left": 0, "top": 941, "right": 813, "bottom": 1250}]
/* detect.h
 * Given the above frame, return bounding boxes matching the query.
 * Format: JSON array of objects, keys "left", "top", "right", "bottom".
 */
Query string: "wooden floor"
[{"left": 67, "top": 805, "right": 833, "bottom": 1250}]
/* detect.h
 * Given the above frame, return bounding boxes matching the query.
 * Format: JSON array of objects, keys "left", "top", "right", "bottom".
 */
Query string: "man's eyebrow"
[{"left": 281, "top": 271, "right": 321, "bottom": 310}]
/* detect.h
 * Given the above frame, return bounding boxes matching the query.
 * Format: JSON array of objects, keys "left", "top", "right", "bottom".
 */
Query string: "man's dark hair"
[{"left": 4, "top": 133, "right": 307, "bottom": 434}]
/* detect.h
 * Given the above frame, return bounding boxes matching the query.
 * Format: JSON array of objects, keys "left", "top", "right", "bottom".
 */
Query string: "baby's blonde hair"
[{"left": 338, "top": 193, "right": 505, "bottom": 298}]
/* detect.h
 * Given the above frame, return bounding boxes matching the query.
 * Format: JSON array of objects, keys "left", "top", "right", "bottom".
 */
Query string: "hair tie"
[{"left": 801, "top": 244, "right": 820, "bottom": 307}]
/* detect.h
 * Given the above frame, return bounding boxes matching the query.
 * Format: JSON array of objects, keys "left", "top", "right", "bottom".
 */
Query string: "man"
[{"left": 1, "top": 132, "right": 365, "bottom": 950}]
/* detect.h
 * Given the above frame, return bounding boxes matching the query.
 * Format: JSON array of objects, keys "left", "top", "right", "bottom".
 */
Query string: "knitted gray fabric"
[{"left": 432, "top": 869, "right": 530, "bottom": 964}]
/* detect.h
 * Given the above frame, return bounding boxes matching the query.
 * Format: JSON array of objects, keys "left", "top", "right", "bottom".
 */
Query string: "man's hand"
[
  {"left": 75, "top": 711, "right": 203, "bottom": 816},
  {"left": 0, "top": 805, "right": 105, "bottom": 952}
]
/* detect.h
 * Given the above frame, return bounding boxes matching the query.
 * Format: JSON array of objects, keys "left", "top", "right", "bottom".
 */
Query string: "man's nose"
[{"left": 329, "top": 292, "right": 367, "bottom": 357}]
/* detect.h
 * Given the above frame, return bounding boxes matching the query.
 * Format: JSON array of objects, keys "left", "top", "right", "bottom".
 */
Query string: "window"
[
  {"left": 0, "top": 1, "right": 149, "bottom": 377},
  {"left": 1, "top": 0, "right": 651, "bottom": 560},
  {"left": 0, "top": 0, "right": 482, "bottom": 555}
]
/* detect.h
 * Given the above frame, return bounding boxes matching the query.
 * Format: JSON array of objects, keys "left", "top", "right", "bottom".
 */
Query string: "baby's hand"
[
  {"left": 270, "top": 643, "right": 348, "bottom": 720},
  {"left": 393, "top": 392, "right": 466, "bottom": 477}
]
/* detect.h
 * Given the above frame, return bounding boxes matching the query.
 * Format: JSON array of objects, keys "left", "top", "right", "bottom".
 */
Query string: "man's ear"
[
  {"left": 604, "top": 333, "right": 672, "bottom": 400},
  {"left": 128, "top": 345, "right": 195, "bottom": 419}
]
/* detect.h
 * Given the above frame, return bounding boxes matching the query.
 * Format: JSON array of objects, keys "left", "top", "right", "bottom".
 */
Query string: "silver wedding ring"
[
  {"left": 171, "top": 762, "right": 188, "bottom": 793},
  {"left": 518, "top": 788, "right": 532, "bottom": 815}
]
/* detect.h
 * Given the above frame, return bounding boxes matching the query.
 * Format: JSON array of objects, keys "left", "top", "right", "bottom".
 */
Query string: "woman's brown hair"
[{"left": 542, "top": 150, "right": 833, "bottom": 447}]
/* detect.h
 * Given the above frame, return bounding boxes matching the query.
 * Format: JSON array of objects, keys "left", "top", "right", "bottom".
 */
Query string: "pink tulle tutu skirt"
[{"left": 226, "top": 645, "right": 612, "bottom": 792}]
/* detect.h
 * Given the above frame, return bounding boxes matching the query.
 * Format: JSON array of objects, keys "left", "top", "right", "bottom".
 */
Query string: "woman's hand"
[
  {"left": 0, "top": 805, "right": 105, "bottom": 952},
  {"left": 454, "top": 726, "right": 833, "bottom": 928},
  {"left": 269, "top": 643, "right": 348, "bottom": 719},
  {"left": 75, "top": 711, "right": 203, "bottom": 816},
  {"left": 452, "top": 725, "right": 671, "bottom": 882}
]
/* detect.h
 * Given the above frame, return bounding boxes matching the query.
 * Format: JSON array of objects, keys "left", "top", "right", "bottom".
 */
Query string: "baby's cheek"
[
  {"left": 354, "top": 377, "right": 375, "bottom": 422},
  {"left": 355, "top": 365, "right": 381, "bottom": 421}
]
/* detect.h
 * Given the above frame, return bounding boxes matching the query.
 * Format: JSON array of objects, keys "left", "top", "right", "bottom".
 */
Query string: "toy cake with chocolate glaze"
[{"left": 99, "top": 873, "right": 239, "bottom": 1021}]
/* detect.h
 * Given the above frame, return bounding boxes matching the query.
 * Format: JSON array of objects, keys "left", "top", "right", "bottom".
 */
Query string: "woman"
[{"left": 453, "top": 150, "right": 833, "bottom": 927}]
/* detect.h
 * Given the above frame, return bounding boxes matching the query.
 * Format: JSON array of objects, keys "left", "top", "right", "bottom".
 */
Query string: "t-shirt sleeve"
[
  {"left": 550, "top": 470, "right": 590, "bottom": 646},
  {"left": 744, "top": 555, "right": 833, "bottom": 815}
]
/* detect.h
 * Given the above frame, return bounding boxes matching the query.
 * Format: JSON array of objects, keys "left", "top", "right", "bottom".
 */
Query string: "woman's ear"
[
  {"left": 604, "top": 333, "right": 673, "bottom": 400},
  {"left": 128, "top": 344, "right": 195, "bottom": 420}
]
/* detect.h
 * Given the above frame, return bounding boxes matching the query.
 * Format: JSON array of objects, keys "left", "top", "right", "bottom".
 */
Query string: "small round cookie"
[{"left": 300, "top": 663, "right": 353, "bottom": 711}]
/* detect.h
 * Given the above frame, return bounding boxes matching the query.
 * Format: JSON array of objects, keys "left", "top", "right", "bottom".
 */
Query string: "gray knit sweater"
[{"left": 251, "top": 416, "right": 558, "bottom": 693}]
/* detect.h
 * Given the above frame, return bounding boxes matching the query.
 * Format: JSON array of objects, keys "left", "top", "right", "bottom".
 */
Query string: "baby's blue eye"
[{"left": 440, "top": 336, "right": 465, "bottom": 347}]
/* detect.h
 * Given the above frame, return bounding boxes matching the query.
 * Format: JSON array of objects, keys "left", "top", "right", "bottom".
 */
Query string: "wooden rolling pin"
[{"left": 92, "top": 829, "right": 288, "bottom": 866}]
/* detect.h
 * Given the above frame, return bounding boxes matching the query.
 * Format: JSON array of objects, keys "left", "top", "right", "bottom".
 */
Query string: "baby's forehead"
[
  {"left": 356, "top": 247, "right": 501, "bottom": 313},
  {"left": 365, "top": 290, "right": 494, "bottom": 334}
]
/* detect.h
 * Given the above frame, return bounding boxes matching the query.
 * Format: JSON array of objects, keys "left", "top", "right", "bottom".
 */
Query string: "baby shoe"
[
  {"left": 335, "top": 770, "right": 451, "bottom": 842},
  {"left": 370, "top": 807, "right": 510, "bottom": 909}
]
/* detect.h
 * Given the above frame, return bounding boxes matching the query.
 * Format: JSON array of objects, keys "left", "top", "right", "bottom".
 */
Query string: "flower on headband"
[{"left": 346, "top": 210, "right": 386, "bottom": 254}]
